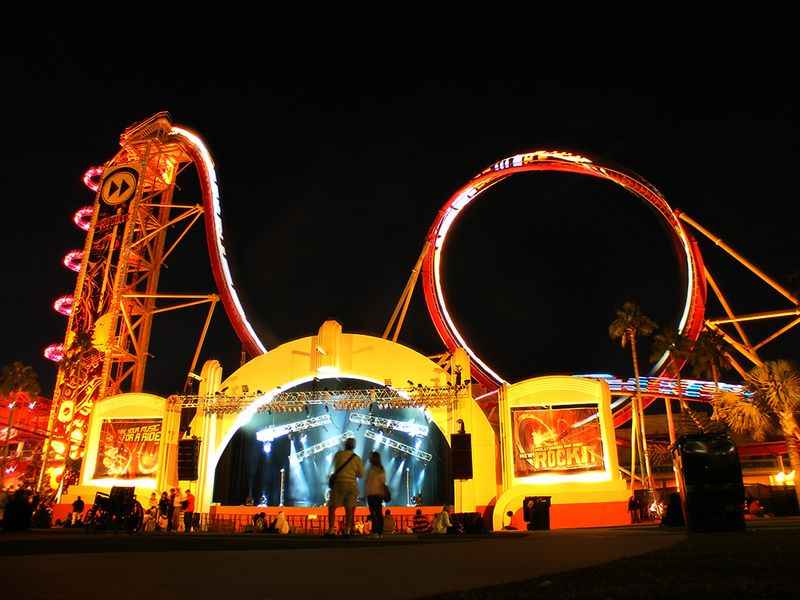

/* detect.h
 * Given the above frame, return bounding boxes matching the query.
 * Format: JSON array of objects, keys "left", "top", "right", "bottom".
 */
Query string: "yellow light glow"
[{"left": 771, "top": 470, "right": 796, "bottom": 485}]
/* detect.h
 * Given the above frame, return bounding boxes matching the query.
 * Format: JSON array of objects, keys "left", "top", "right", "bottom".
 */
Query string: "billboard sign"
[
  {"left": 92, "top": 418, "right": 161, "bottom": 480},
  {"left": 511, "top": 405, "right": 604, "bottom": 477}
]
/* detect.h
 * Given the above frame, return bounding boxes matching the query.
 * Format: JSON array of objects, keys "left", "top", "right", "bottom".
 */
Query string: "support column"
[{"left": 193, "top": 359, "right": 222, "bottom": 514}]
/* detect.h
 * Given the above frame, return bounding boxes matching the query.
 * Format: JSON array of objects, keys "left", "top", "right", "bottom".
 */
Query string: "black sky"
[{"left": 2, "top": 44, "right": 798, "bottom": 396}]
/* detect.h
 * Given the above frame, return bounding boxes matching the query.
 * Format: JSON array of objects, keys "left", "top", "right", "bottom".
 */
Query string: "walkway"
[{"left": 1, "top": 526, "right": 684, "bottom": 599}]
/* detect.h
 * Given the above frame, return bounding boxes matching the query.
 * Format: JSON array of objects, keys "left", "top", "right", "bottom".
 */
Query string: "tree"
[
  {"left": 0, "top": 362, "right": 41, "bottom": 401},
  {"left": 714, "top": 360, "right": 800, "bottom": 502},
  {"left": 609, "top": 301, "right": 657, "bottom": 489},
  {"left": 689, "top": 328, "right": 732, "bottom": 389},
  {"left": 651, "top": 326, "right": 708, "bottom": 435},
  {"left": 1, "top": 362, "right": 41, "bottom": 473}
]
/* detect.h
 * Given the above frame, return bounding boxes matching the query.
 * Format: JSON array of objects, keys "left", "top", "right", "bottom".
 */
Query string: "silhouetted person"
[{"left": 325, "top": 437, "right": 363, "bottom": 537}]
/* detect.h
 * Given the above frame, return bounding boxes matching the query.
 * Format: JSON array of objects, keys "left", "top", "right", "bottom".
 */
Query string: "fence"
[{"left": 190, "top": 511, "right": 429, "bottom": 534}]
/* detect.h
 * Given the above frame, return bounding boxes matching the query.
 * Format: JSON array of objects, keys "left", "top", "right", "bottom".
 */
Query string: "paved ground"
[
  {"left": 1, "top": 526, "right": 684, "bottom": 599},
  {"left": 430, "top": 518, "right": 800, "bottom": 599}
]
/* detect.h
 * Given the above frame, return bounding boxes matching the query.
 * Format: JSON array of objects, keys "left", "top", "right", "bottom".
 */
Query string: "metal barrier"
[
  {"left": 188, "top": 511, "right": 426, "bottom": 535},
  {"left": 132, "top": 509, "right": 438, "bottom": 535}
]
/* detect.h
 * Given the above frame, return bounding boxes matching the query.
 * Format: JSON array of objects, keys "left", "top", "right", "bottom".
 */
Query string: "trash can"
[
  {"left": 675, "top": 433, "right": 745, "bottom": 532},
  {"left": 523, "top": 496, "right": 551, "bottom": 530}
]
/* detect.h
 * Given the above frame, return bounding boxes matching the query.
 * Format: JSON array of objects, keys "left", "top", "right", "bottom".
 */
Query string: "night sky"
[{"left": 2, "top": 46, "right": 798, "bottom": 397}]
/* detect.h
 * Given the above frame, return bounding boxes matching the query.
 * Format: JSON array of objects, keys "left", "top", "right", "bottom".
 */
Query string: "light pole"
[
  {"left": 405, "top": 467, "right": 410, "bottom": 506},
  {"left": 279, "top": 467, "right": 285, "bottom": 507}
]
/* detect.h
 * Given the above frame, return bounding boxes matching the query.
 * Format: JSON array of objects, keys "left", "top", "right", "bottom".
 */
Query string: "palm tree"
[
  {"left": 689, "top": 328, "right": 732, "bottom": 390},
  {"left": 609, "top": 301, "right": 657, "bottom": 489},
  {"left": 650, "top": 326, "right": 691, "bottom": 438},
  {"left": 0, "top": 362, "right": 41, "bottom": 400},
  {"left": 0, "top": 362, "right": 41, "bottom": 471},
  {"left": 713, "top": 360, "right": 800, "bottom": 502},
  {"left": 651, "top": 326, "right": 710, "bottom": 435}
]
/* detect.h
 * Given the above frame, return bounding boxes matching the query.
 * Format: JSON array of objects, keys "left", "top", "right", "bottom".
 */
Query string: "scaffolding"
[{"left": 171, "top": 384, "right": 470, "bottom": 414}]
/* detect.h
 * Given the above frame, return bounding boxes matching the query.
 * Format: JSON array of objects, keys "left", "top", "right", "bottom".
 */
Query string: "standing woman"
[{"left": 365, "top": 451, "right": 387, "bottom": 537}]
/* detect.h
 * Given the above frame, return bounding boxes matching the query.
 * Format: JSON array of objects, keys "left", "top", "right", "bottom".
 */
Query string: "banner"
[
  {"left": 512, "top": 405, "right": 604, "bottom": 477},
  {"left": 93, "top": 418, "right": 161, "bottom": 480}
]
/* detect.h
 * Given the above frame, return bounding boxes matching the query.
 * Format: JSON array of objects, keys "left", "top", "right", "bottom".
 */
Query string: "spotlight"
[
  {"left": 220, "top": 386, "right": 229, "bottom": 393},
  {"left": 242, "top": 385, "right": 249, "bottom": 393},
  {"left": 257, "top": 390, "right": 263, "bottom": 395},
  {"left": 263, "top": 442, "right": 272, "bottom": 454},
  {"left": 324, "top": 404, "right": 329, "bottom": 412}
]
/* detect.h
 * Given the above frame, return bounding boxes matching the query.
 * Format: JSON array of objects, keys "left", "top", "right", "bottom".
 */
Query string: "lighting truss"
[
  {"left": 349, "top": 413, "right": 429, "bottom": 437},
  {"left": 294, "top": 431, "right": 355, "bottom": 463},
  {"left": 364, "top": 429, "right": 432, "bottom": 462},
  {"left": 171, "top": 384, "right": 468, "bottom": 414},
  {"left": 256, "top": 415, "right": 332, "bottom": 442}
]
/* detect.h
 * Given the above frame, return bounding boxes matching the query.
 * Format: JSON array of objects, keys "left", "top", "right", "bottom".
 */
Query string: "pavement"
[{"left": 0, "top": 526, "right": 686, "bottom": 599}]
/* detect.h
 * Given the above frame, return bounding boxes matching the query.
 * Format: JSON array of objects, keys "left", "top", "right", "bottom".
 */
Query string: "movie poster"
[
  {"left": 92, "top": 418, "right": 161, "bottom": 480},
  {"left": 512, "top": 405, "right": 604, "bottom": 477}
]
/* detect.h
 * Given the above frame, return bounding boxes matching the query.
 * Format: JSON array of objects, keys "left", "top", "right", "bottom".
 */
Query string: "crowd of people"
[
  {"left": 141, "top": 488, "right": 196, "bottom": 532},
  {"left": 0, "top": 485, "right": 53, "bottom": 531}
]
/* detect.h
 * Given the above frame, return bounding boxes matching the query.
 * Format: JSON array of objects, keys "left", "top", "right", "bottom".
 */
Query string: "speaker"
[
  {"left": 523, "top": 496, "right": 551, "bottom": 530},
  {"left": 675, "top": 433, "right": 745, "bottom": 532},
  {"left": 450, "top": 433, "right": 473, "bottom": 479},
  {"left": 109, "top": 486, "right": 135, "bottom": 514},
  {"left": 178, "top": 438, "right": 201, "bottom": 481},
  {"left": 454, "top": 512, "right": 486, "bottom": 534}
]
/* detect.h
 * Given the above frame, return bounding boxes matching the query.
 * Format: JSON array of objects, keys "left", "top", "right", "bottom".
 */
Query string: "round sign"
[{"left": 100, "top": 167, "right": 138, "bottom": 206}]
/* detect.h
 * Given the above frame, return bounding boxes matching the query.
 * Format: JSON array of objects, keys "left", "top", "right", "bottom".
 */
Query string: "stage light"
[
  {"left": 263, "top": 442, "right": 272, "bottom": 454},
  {"left": 242, "top": 385, "right": 249, "bottom": 393}
]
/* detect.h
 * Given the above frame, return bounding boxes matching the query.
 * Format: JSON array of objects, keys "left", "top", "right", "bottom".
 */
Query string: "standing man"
[
  {"left": 71, "top": 495, "right": 85, "bottom": 527},
  {"left": 183, "top": 489, "right": 195, "bottom": 533},
  {"left": 172, "top": 488, "right": 184, "bottom": 532},
  {"left": 167, "top": 489, "right": 176, "bottom": 531},
  {"left": 325, "top": 437, "right": 363, "bottom": 537}
]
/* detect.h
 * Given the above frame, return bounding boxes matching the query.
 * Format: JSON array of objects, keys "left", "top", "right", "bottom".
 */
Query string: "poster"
[
  {"left": 512, "top": 405, "right": 604, "bottom": 477},
  {"left": 93, "top": 418, "right": 161, "bottom": 480}
]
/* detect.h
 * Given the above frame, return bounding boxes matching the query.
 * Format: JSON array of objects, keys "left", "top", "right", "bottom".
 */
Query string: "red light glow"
[
  {"left": 73, "top": 206, "right": 94, "bottom": 231},
  {"left": 53, "top": 295, "right": 74, "bottom": 316},
  {"left": 44, "top": 343, "right": 65, "bottom": 362},
  {"left": 83, "top": 166, "right": 104, "bottom": 192},
  {"left": 63, "top": 250, "right": 83, "bottom": 273}
]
